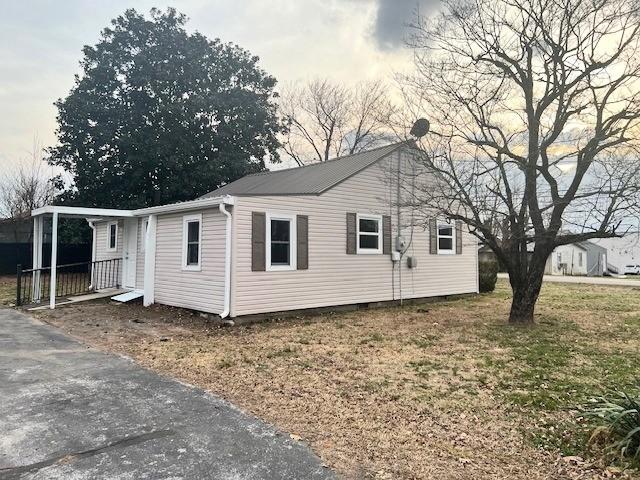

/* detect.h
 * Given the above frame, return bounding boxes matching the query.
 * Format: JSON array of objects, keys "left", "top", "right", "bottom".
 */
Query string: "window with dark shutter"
[
  {"left": 266, "top": 213, "right": 297, "bottom": 271},
  {"left": 356, "top": 214, "right": 383, "bottom": 254}
]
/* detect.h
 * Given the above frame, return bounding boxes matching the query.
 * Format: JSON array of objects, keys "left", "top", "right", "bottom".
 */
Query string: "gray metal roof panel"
[
  {"left": 201, "top": 142, "right": 408, "bottom": 198},
  {"left": 576, "top": 240, "right": 607, "bottom": 254}
]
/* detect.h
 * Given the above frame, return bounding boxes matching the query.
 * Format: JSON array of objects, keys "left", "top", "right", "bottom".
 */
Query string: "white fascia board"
[
  {"left": 133, "top": 195, "right": 236, "bottom": 216},
  {"left": 31, "top": 205, "right": 134, "bottom": 218},
  {"left": 32, "top": 195, "right": 236, "bottom": 218}
]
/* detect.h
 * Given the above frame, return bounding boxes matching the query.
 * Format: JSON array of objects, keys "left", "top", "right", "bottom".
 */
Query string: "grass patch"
[
  {"left": 32, "top": 279, "right": 640, "bottom": 479},
  {"left": 0, "top": 275, "right": 16, "bottom": 305}
]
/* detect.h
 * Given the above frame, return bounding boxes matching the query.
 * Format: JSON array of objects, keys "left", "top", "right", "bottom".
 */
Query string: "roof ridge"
[{"left": 243, "top": 140, "right": 409, "bottom": 178}]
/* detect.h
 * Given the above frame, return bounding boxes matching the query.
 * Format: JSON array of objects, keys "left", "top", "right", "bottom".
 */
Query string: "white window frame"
[
  {"left": 436, "top": 220, "right": 456, "bottom": 255},
  {"left": 356, "top": 213, "right": 383, "bottom": 255},
  {"left": 266, "top": 212, "right": 297, "bottom": 271},
  {"left": 181, "top": 214, "right": 202, "bottom": 271},
  {"left": 107, "top": 221, "right": 118, "bottom": 251}
]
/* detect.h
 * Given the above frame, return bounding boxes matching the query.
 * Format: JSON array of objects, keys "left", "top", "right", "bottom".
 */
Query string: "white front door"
[{"left": 122, "top": 218, "right": 138, "bottom": 289}]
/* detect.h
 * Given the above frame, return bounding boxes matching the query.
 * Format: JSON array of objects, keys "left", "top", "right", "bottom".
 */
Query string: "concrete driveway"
[{"left": 0, "top": 308, "right": 334, "bottom": 480}]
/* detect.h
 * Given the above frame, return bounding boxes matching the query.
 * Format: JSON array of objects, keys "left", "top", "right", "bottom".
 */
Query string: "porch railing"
[{"left": 16, "top": 258, "right": 122, "bottom": 306}]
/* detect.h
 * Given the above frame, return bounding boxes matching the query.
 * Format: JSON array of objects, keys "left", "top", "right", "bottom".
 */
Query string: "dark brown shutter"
[
  {"left": 455, "top": 220, "right": 463, "bottom": 254},
  {"left": 429, "top": 218, "right": 437, "bottom": 254},
  {"left": 346, "top": 213, "right": 357, "bottom": 254},
  {"left": 382, "top": 215, "right": 391, "bottom": 255},
  {"left": 251, "top": 212, "right": 266, "bottom": 271},
  {"left": 296, "top": 215, "right": 308, "bottom": 270}
]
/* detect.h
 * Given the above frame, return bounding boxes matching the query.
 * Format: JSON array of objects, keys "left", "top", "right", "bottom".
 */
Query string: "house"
[
  {"left": 590, "top": 232, "right": 640, "bottom": 275},
  {"left": 30, "top": 141, "right": 479, "bottom": 316},
  {"left": 545, "top": 241, "right": 607, "bottom": 276}
]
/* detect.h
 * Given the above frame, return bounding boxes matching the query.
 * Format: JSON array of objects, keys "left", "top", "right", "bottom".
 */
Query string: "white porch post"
[
  {"left": 143, "top": 214, "right": 156, "bottom": 306},
  {"left": 49, "top": 212, "right": 58, "bottom": 309},
  {"left": 32, "top": 215, "right": 44, "bottom": 302},
  {"left": 88, "top": 221, "right": 97, "bottom": 289}
]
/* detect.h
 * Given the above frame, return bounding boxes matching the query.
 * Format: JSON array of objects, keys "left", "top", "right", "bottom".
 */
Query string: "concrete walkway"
[
  {"left": 498, "top": 272, "right": 640, "bottom": 287},
  {"left": 0, "top": 308, "right": 333, "bottom": 480}
]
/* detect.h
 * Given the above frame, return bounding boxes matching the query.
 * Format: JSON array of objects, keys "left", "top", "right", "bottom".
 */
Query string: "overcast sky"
[{"left": 0, "top": 0, "right": 439, "bottom": 171}]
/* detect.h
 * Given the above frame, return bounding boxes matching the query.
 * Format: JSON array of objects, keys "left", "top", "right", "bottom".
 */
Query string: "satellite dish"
[{"left": 410, "top": 118, "right": 430, "bottom": 138}]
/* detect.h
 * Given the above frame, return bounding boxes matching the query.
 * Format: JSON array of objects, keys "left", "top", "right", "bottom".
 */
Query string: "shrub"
[
  {"left": 478, "top": 259, "right": 498, "bottom": 293},
  {"left": 585, "top": 388, "right": 640, "bottom": 464}
]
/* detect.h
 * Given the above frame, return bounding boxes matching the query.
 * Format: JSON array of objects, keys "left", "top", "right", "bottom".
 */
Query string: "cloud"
[{"left": 372, "top": 0, "right": 440, "bottom": 50}]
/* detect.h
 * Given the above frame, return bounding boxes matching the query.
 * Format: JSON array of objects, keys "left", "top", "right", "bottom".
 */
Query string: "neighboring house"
[
  {"left": 591, "top": 232, "right": 640, "bottom": 275},
  {"left": 545, "top": 241, "right": 607, "bottom": 276},
  {"left": 31, "top": 141, "right": 479, "bottom": 316}
]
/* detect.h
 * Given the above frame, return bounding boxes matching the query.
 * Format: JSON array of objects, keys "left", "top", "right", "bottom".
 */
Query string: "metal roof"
[
  {"left": 200, "top": 142, "right": 411, "bottom": 198},
  {"left": 575, "top": 240, "right": 607, "bottom": 255}
]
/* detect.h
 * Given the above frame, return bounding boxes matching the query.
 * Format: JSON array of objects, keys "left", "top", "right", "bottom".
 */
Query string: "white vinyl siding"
[
  {"left": 230, "top": 150, "right": 478, "bottom": 317},
  {"left": 93, "top": 220, "right": 124, "bottom": 288},
  {"left": 154, "top": 208, "right": 227, "bottom": 314}
]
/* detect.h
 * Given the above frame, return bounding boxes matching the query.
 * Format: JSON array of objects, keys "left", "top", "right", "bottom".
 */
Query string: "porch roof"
[
  {"left": 31, "top": 195, "right": 235, "bottom": 219},
  {"left": 31, "top": 205, "right": 133, "bottom": 219}
]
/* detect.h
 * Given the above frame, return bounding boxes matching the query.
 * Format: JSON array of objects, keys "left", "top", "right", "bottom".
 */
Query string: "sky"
[{"left": 0, "top": 0, "right": 439, "bottom": 172}]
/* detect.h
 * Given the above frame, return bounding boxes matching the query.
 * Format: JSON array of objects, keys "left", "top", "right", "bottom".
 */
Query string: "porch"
[{"left": 28, "top": 206, "right": 141, "bottom": 308}]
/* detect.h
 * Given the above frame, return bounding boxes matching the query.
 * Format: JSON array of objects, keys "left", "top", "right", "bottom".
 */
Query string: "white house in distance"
[
  {"left": 545, "top": 241, "right": 607, "bottom": 276},
  {"left": 591, "top": 232, "right": 640, "bottom": 275},
  {"left": 30, "top": 141, "right": 479, "bottom": 318}
]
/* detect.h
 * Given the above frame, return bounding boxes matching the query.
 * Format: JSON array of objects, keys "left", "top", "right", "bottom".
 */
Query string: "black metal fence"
[
  {"left": 0, "top": 243, "right": 91, "bottom": 275},
  {"left": 16, "top": 258, "right": 122, "bottom": 306}
]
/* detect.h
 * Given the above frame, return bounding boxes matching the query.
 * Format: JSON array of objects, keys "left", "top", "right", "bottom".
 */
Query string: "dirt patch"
[{"left": 32, "top": 280, "right": 640, "bottom": 479}]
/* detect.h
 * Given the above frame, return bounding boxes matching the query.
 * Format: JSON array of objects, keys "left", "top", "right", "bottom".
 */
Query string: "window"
[
  {"left": 107, "top": 222, "right": 118, "bottom": 251},
  {"left": 266, "top": 213, "right": 296, "bottom": 271},
  {"left": 557, "top": 252, "right": 562, "bottom": 264},
  {"left": 578, "top": 252, "right": 583, "bottom": 267},
  {"left": 437, "top": 221, "right": 455, "bottom": 254},
  {"left": 182, "top": 214, "right": 202, "bottom": 271},
  {"left": 357, "top": 214, "right": 382, "bottom": 254}
]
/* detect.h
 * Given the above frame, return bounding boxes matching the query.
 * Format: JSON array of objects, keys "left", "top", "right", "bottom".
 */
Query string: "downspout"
[
  {"left": 87, "top": 220, "right": 97, "bottom": 289},
  {"left": 396, "top": 150, "right": 403, "bottom": 306},
  {"left": 219, "top": 202, "right": 232, "bottom": 319}
]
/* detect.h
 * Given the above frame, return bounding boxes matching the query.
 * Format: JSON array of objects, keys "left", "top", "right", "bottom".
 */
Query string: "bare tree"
[
  {"left": 0, "top": 144, "right": 56, "bottom": 241},
  {"left": 281, "top": 78, "right": 396, "bottom": 165},
  {"left": 402, "top": 0, "right": 640, "bottom": 323}
]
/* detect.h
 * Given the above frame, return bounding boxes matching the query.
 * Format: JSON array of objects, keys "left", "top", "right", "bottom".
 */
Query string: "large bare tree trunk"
[
  {"left": 507, "top": 251, "right": 548, "bottom": 324},
  {"left": 508, "top": 279, "right": 541, "bottom": 324}
]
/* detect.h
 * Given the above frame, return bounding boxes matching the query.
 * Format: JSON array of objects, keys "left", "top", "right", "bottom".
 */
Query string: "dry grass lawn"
[
  {"left": 32, "top": 280, "right": 640, "bottom": 479},
  {"left": 0, "top": 275, "right": 17, "bottom": 305}
]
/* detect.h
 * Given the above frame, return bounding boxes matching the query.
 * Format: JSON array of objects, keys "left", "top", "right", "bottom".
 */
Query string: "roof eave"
[{"left": 132, "top": 195, "right": 236, "bottom": 216}]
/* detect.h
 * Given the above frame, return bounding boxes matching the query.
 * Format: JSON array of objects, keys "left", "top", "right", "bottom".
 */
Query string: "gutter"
[
  {"left": 134, "top": 195, "right": 236, "bottom": 216},
  {"left": 219, "top": 202, "right": 233, "bottom": 319}
]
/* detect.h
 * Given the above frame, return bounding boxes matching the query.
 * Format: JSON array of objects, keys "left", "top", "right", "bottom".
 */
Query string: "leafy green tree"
[{"left": 50, "top": 8, "right": 282, "bottom": 208}]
